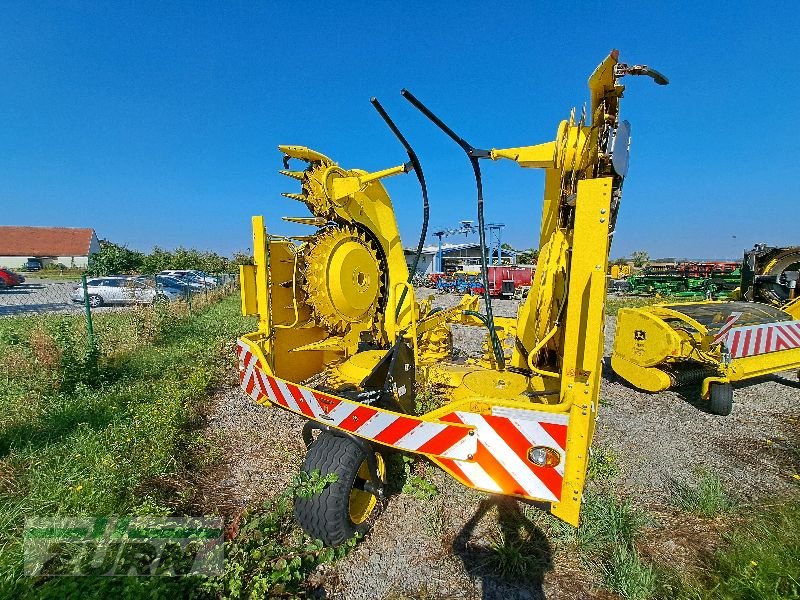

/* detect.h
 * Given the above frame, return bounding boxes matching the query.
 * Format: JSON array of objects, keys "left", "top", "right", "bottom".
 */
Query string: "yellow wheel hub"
[
  {"left": 304, "top": 227, "right": 382, "bottom": 332},
  {"left": 349, "top": 453, "right": 385, "bottom": 525}
]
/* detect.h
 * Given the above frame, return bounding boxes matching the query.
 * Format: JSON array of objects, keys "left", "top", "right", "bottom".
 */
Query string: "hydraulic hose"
[
  {"left": 370, "top": 97, "right": 429, "bottom": 320},
  {"left": 400, "top": 89, "right": 505, "bottom": 368}
]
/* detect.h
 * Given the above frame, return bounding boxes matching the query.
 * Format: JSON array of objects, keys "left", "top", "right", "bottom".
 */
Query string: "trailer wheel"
[
  {"left": 708, "top": 383, "right": 733, "bottom": 416},
  {"left": 294, "top": 432, "right": 385, "bottom": 546}
]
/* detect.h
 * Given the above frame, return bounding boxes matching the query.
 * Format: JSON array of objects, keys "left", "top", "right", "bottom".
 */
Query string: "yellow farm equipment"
[
  {"left": 237, "top": 52, "right": 666, "bottom": 543},
  {"left": 612, "top": 297, "right": 800, "bottom": 416}
]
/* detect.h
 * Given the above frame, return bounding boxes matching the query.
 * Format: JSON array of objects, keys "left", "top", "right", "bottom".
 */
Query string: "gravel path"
[{"left": 204, "top": 291, "right": 800, "bottom": 599}]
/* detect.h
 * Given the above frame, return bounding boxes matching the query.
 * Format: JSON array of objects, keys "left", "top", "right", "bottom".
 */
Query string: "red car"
[{"left": 0, "top": 268, "right": 25, "bottom": 288}]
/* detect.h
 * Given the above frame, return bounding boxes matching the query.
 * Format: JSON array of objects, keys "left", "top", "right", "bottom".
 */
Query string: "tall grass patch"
[
  {"left": 668, "top": 469, "right": 736, "bottom": 517},
  {"left": 0, "top": 294, "right": 252, "bottom": 593},
  {"left": 676, "top": 502, "right": 800, "bottom": 599}
]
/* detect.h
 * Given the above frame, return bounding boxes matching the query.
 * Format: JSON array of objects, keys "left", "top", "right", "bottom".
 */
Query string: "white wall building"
[{"left": 0, "top": 226, "right": 100, "bottom": 269}]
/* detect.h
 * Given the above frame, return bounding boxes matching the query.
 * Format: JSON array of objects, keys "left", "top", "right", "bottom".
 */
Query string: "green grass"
[
  {"left": 603, "top": 544, "right": 657, "bottom": 600},
  {"left": 0, "top": 294, "right": 254, "bottom": 596},
  {"left": 675, "top": 502, "right": 800, "bottom": 600},
  {"left": 668, "top": 469, "right": 736, "bottom": 517}
]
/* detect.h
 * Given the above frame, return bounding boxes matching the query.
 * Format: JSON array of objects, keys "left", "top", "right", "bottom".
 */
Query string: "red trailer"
[{"left": 487, "top": 265, "right": 534, "bottom": 297}]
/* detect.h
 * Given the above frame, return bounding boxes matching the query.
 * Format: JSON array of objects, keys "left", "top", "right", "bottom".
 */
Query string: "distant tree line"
[
  {"left": 500, "top": 243, "right": 539, "bottom": 265},
  {"left": 87, "top": 240, "right": 253, "bottom": 276},
  {"left": 612, "top": 250, "right": 650, "bottom": 267}
]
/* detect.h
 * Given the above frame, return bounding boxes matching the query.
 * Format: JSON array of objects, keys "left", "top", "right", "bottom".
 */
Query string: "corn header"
[
  {"left": 612, "top": 245, "right": 800, "bottom": 415},
  {"left": 237, "top": 52, "right": 666, "bottom": 544}
]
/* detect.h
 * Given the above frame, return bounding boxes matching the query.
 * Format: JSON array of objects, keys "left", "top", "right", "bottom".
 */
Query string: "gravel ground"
[{"left": 204, "top": 290, "right": 800, "bottom": 599}]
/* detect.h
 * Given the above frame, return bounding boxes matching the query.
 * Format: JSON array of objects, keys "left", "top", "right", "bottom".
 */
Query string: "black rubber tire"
[
  {"left": 153, "top": 294, "right": 169, "bottom": 304},
  {"left": 87, "top": 294, "right": 103, "bottom": 308},
  {"left": 708, "top": 383, "right": 733, "bottom": 416},
  {"left": 294, "top": 432, "right": 381, "bottom": 546}
]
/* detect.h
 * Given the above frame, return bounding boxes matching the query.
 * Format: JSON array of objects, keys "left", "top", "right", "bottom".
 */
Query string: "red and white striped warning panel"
[
  {"left": 435, "top": 407, "right": 568, "bottom": 503},
  {"left": 712, "top": 311, "right": 742, "bottom": 345},
  {"left": 720, "top": 320, "right": 800, "bottom": 359},
  {"left": 236, "top": 341, "right": 476, "bottom": 461}
]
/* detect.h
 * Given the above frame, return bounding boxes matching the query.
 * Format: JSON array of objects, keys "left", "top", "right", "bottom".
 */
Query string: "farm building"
[
  {"left": 405, "top": 242, "right": 518, "bottom": 274},
  {"left": 0, "top": 226, "right": 100, "bottom": 269}
]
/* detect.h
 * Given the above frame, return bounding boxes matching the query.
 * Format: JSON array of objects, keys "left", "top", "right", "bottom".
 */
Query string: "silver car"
[{"left": 71, "top": 277, "right": 180, "bottom": 308}]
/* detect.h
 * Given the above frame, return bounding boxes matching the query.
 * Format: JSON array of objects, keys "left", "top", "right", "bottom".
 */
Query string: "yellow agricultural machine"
[
  {"left": 237, "top": 52, "right": 666, "bottom": 543},
  {"left": 612, "top": 244, "right": 800, "bottom": 415}
]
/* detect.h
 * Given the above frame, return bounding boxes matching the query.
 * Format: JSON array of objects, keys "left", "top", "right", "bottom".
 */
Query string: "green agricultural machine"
[{"left": 627, "top": 262, "right": 740, "bottom": 298}]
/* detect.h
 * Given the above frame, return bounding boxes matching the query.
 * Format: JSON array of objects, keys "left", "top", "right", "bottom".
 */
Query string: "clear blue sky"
[{"left": 1, "top": 2, "right": 798, "bottom": 259}]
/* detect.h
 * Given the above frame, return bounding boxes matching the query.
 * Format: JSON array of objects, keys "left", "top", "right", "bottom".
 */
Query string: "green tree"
[
  {"left": 87, "top": 240, "right": 144, "bottom": 275},
  {"left": 500, "top": 243, "right": 539, "bottom": 265},
  {"left": 140, "top": 246, "right": 173, "bottom": 274},
  {"left": 630, "top": 250, "right": 650, "bottom": 267},
  {"left": 232, "top": 251, "right": 254, "bottom": 266}
]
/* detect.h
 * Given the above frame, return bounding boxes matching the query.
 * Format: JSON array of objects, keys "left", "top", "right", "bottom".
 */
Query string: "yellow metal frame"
[{"left": 238, "top": 52, "right": 653, "bottom": 527}]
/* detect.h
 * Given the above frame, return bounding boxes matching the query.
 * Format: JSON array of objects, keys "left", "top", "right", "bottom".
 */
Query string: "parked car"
[
  {"left": 160, "top": 270, "right": 218, "bottom": 287},
  {"left": 23, "top": 259, "right": 42, "bottom": 271},
  {"left": 0, "top": 268, "right": 25, "bottom": 287},
  {"left": 137, "top": 275, "right": 195, "bottom": 296},
  {"left": 71, "top": 277, "right": 180, "bottom": 307}
]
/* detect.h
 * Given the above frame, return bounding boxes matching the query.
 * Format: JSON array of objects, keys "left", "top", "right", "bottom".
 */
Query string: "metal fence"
[{"left": 0, "top": 271, "right": 237, "bottom": 319}]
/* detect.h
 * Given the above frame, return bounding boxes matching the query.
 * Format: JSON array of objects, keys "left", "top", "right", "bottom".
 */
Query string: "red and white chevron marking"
[
  {"left": 435, "top": 407, "right": 568, "bottom": 503},
  {"left": 720, "top": 320, "right": 800, "bottom": 359},
  {"left": 236, "top": 341, "right": 476, "bottom": 460},
  {"left": 712, "top": 311, "right": 742, "bottom": 345}
]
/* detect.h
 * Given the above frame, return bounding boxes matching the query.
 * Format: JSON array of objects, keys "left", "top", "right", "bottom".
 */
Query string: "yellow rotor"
[{"left": 303, "top": 226, "right": 383, "bottom": 332}]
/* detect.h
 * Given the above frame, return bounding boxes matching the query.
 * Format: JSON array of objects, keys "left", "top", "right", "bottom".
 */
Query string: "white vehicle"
[
  {"left": 159, "top": 270, "right": 217, "bottom": 287},
  {"left": 71, "top": 277, "right": 180, "bottom": 308}
]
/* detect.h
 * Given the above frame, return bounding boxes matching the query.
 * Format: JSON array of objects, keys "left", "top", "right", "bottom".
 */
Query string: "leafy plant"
[
  {"left": 202, "top": 470, "right": 351, "bottom": 599},
  {"left": 671, "top": 502, "right": 800, "bottom": 600},
  {"left": 588, "top": 444, "right": 620, "bottom": 483},
  {"left": 390, "top": 455, "right": 439, "bottom": 501}
]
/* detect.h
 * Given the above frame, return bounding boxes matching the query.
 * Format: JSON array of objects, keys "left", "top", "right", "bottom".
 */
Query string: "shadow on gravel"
[{"left": 454, "top": 497, "right": 551, "bottom": 600}]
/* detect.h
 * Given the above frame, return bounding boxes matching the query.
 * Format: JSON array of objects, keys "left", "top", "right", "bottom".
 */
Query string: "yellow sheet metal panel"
[
  {"left": 613, "top": 308, "right": 682, "bottom": 367},
  {"left": 551, "top": 177, "right": 613, "bottom": 527},
  {"left": 239, "top": 264, "right": 257, "bottom": 316},
  {"left": 611, "top": 354, "right": 672, "bottom": 392},
  {"left": 727, "top": 347, "right": 800, "bottom": 381}
]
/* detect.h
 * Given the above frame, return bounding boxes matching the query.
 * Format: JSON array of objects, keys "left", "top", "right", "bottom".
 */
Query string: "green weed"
[
  {"left": 575, "top": 492, "right": 650, "bottom": 556},
  {"left": 602, "top": 544, "right": 657, "bottom": 600},
  {"left": 674, "top": 502, "right": 800, "bottom": 600},
  {"left": 203, "top": 469, "right": 349, "bottom": 599},
  {"left": 588, "top": 444, "right": 620, "bottom": 483},
  {"left": 668, "top": 469, "right": 735, "bottom": 517},
  {"left": 481, "top": 529, "right": 548, "bottom": 581}
]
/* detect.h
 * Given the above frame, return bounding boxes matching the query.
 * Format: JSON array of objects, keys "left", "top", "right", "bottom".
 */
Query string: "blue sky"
[{"left": 1, "top": 2, "right": 797, "bottom": 259}]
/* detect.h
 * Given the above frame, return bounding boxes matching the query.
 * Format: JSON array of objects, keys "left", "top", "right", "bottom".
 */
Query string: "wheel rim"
[
  {"left": 348, "top": 453, "right": 385, "bottom": 525},
  {"left": 89, "top": 296, "right": 101, "bottom": 307}
]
